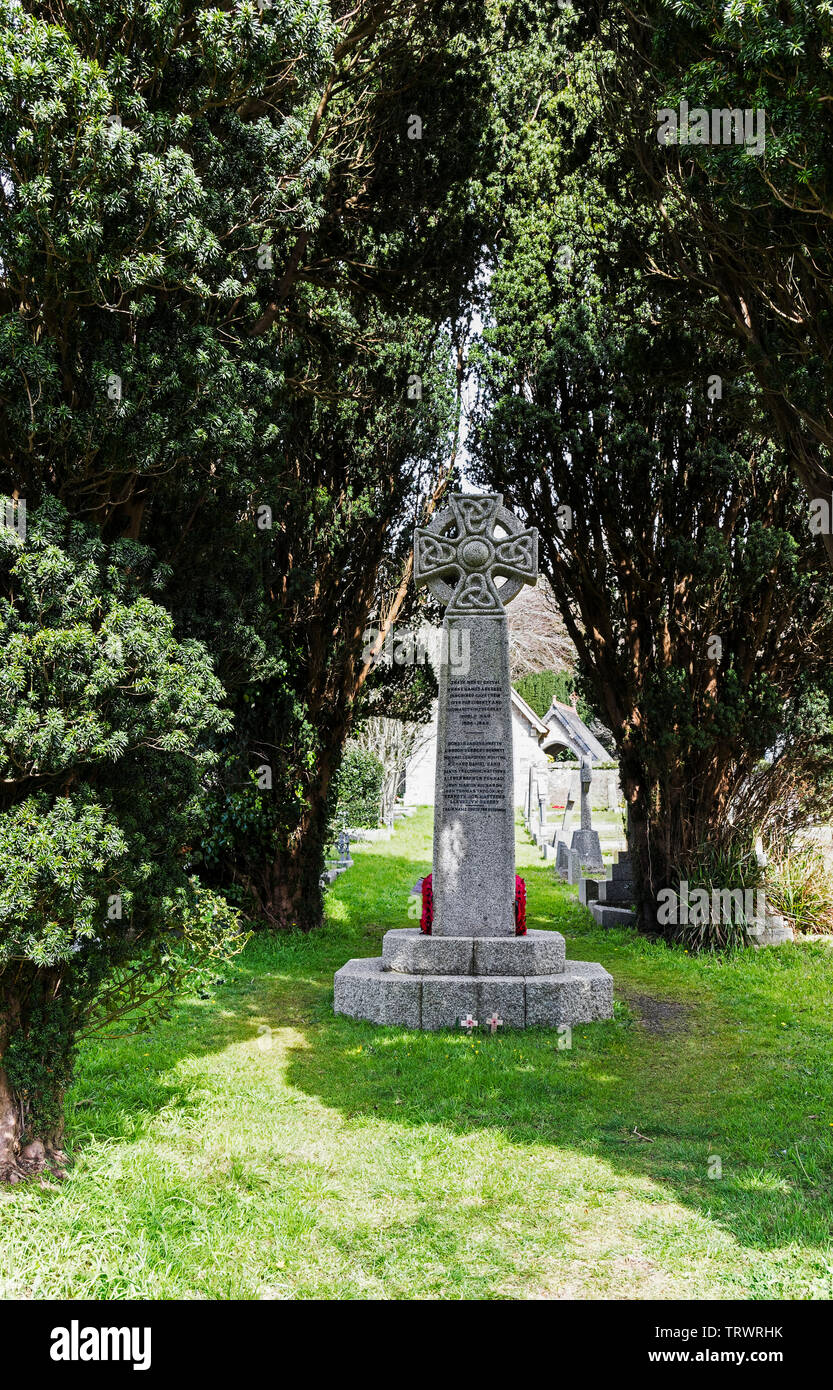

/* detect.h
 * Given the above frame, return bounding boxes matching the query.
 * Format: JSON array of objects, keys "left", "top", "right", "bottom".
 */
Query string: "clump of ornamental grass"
[
  {"left": 765, "top": 840, "right": 833, "bottom": 937},
  {"left": 669, "top": 841, "right": 765, "bottom": 952}
]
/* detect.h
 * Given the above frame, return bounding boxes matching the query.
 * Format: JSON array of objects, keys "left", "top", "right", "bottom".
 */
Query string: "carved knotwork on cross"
[{"left": 414, "top": 493, "right": 537, "bottom": 615}]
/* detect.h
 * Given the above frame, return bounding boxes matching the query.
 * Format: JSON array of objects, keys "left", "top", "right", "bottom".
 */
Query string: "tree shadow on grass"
[
  {"left": 62, "top": 965, "right": 325, "bottom": 1155},
  {"left": 279, "top": 971, "right": 833, "bottom": 1264},
  {"left": 53, "top": 845, "right": 833, "bottom": 1272},
  {"left": 59, "top": 848, "right": 428, "bottom": 1156}
]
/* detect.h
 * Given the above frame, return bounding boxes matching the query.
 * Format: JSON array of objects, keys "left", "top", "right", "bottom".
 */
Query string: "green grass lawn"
[{"left": 2, "top": 807, "right": 832, "bottom": 1300}]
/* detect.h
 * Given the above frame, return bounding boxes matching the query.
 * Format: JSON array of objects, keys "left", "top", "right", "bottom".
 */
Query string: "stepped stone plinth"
[
  {"left": 381, "top": 927, "right": 566, "bottom": 976},
  {"left": 334, "top": 934, "right": 613, "bottom": 1030},
  {"left": 579, "top": 876, "right": 599, "bottom": 906},
  {"left": 610, "top": 856, "right": 633, "bottom": 882},
  {"left": 589, "top": 902, "right": 636, "bottom": 929},
  {"left": 596, "top": 878, "right": 633, "bottom": 904}
]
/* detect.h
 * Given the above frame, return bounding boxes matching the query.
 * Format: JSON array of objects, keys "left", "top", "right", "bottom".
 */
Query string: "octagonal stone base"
[{"left": 333, "top": 950, "right": 613, "bottom": 1031}]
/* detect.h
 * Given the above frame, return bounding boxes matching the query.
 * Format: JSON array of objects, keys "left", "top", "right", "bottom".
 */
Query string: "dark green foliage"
[
  {"left": 4, "top": 996, "right": 75, "bottom": 1143},
  {"left": 0, "top": 497, "right": 233, "bottom": 941},
  {"left": 0, "top": 0, "right": 497, "bottom": 935},
  {"left": 515, "top": 670, "right": 561, "bottom": 719},
  {"left": 514, "top": 668, "right": 593, "bottom": 723},
  {"left": 598, "top": 0, "right": 833, "bottom": 566},
  {"left": 0, "top": 499, "right": 241, "bottom": 1167},
  {"left": 666, "top": 844, "right": 765, "bottom": 953},
  {"left": 0, "top": 1, "right": 496, "bottom": 1166},
  {"left": 471, "top": 7, "right": 833, "bottom": 938},
  {"left": 331, "top": 745, "right": 384, "bottom": 831},
  {"left": 0, "top": 0, "right": 335, "bottom": 509}
]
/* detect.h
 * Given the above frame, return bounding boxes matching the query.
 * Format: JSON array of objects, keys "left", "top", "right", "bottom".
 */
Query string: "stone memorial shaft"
[{"left": 413, "top": 493, "right": 537, "bottom": 935}]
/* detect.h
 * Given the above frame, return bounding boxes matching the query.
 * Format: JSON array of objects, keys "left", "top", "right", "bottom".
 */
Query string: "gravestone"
[
  {"left": 570, "top": 759, "right": 604, "bottom": 872},
  {"left": 537, "top": 789, "right": 548, "bottom": 846},
  {"left": 567, "top": 846, "right": 581, "bottom": 886},
  {"left": 525, "top": 765, "right": 535, "bottom": 827},
  {"left": 337, "top": 828, "right": 353, "bottom": 869},
  {"left": 334, "top": 493, "right": 614, "bottom": 1029},
  {"left": 541, "top": 830, "right": 559, "bottom": 863},
  {"left": 555, "top": 839, "right": 569, "bottom": 879},
  {"left": 551, "top": 787, "right": 574, "bottom": 869}
]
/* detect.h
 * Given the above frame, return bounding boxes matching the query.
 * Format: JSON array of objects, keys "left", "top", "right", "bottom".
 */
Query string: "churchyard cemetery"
[{"left": 2, "top": 0, "right": 833, "bottom": 1340}]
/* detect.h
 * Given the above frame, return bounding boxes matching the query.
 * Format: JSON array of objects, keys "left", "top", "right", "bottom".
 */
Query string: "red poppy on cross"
[{"left": 459, "top": 1014, "right": 478, "bottom": 1033}]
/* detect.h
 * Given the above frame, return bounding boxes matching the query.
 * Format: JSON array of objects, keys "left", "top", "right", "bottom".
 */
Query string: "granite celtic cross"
[
  {"left": 414, "top": 493, "right": 537, "bottom": 615},
  {"left": 334, "top": 490, "right": 614, "bottom": 1029},
  {"left": 414, "top": 493, "right": 537, "bottom": 936}
]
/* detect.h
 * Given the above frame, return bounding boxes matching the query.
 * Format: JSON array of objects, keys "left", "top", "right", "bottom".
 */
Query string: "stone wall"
[
  {"left": 402, "top": 713, "right": 436, "bottom": 806},
  {"left": 513, "top": 715, "right": 551, "bottom": 808},
  {"left": 547, "top": 761, "right": 623, "bottom": 812}
]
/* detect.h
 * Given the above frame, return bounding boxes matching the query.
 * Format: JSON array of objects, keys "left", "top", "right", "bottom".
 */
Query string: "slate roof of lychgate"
[{"left": 540, "top": 700, "right": 610, "bottom": 763}]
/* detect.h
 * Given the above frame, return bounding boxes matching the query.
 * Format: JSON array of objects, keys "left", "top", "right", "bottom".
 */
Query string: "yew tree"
[
  {"left": 597, "top": 0, "right": 833, "bottom": 566},
  {"left": 0, "top": 501, "right": 239, "bottom": 1180},
  {"left": 0, "top": 0, "right": 497, "bottom": 933},
  {"left": 0, "top": 0, "right": 496, "bottom": 1178},
  {"left": 471, "top": 12, "right": 833, "bottom": 934}
]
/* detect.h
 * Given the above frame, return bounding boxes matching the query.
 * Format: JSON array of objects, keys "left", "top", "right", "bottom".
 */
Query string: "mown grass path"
[{"left": 2, "top": 808, "right": 832, "bottom": 1299}]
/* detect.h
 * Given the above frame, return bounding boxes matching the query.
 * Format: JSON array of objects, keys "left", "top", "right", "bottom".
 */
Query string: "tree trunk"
[
  {"left": 0, "top": 1058, "right": 23, "bottom": 1182},
  {"left": 621, "top": 770, "right": 663, "bottom": 935},
  {"left": 621, "top": 748, "right": 747, "bottom": 942},
  {"left": 0, "top": 971, "right": 70, "bottom": 1184},
  {"left": 255, "top": 779, "right": 334, "bottom": 931}
]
